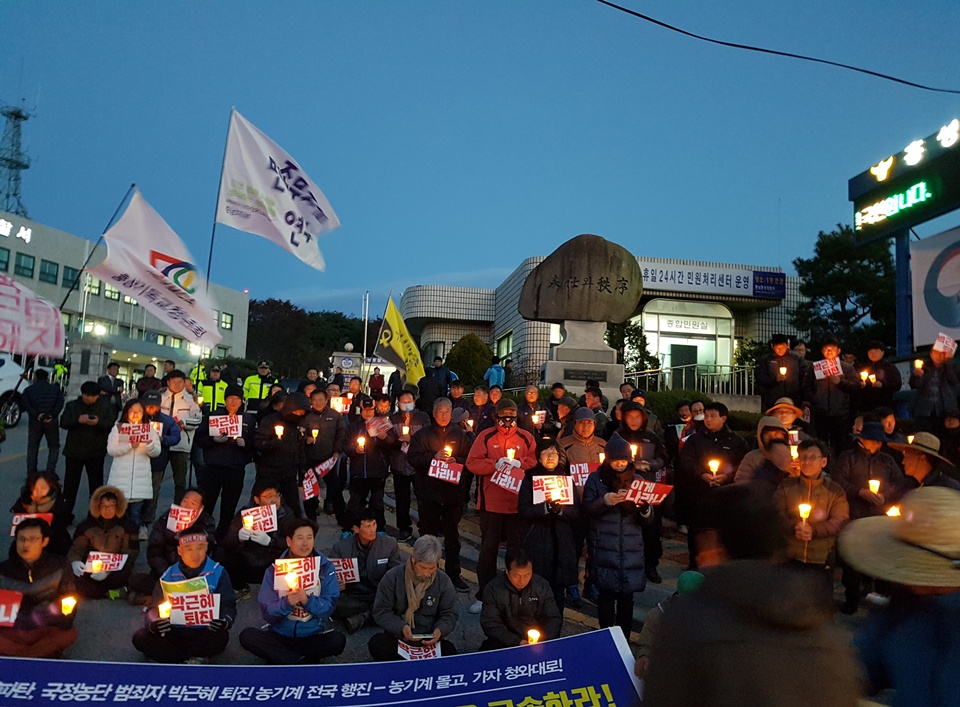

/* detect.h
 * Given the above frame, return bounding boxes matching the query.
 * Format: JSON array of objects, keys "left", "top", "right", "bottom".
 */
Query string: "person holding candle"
[
  {"left": 479, "top": 548, "right": 562, "bottom": 651},
  {"left": 303, "top": 387, "right": 349, "bottom": 524},
  {"left": 909, "top": 347, "right": 959, "bottom": 440},
  {"left": 254, "top": 392, "right": 310, "bottom": 517},
  {"left": 518, "top": 385, "right": 555, "bottom": 443},
  {"left": 755, "top": 334, "right": 803, "bottom": 413},
  {"left": 734, "top": 416, "right": 793, "bottom": 487},
  {"left": 132, "top": 531, "right": 237, "bottom": 664},
  {"left": 344, "top": 395, "right": 396, "bottom": 531},
  {"left": 106, "top": 399, "right": 162, "bottom": 531},
  {"left": 139, "top": 390, "right": 182, "bottom": 540},
  {"left": 67, "top": 486, "right": 139, "bottom": 599},
  {"left": 158, "top": 370, "right": 203, "bottom": 507},
  {"left": 389, "top": 390, "right": 431, "bottom": 541},
  {"left": 859, "top": 341, "right": 902, "bottom": 412},
  {"left": 804, "top": 338, "right": 860, "bottom": 459},
  {"left": 0, "top": 518, "right": 78, "bottom": 658}
]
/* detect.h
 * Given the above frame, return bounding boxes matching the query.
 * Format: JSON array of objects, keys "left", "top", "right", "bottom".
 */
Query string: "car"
[{"left": 0, "top": 354, "right": 28, "bottom": 428}]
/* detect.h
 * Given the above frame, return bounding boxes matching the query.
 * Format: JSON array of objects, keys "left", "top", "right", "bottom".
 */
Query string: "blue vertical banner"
[{"left": 0, "top": 629, "right": 641, "bottom": 707}]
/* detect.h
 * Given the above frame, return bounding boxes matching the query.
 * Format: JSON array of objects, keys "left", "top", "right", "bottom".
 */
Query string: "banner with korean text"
[
  {"left": 0, "top": 628, "right": 640, "bottom": 706},
  {"left": 0, "top": 273, "right": 65, "bottom": 357}
]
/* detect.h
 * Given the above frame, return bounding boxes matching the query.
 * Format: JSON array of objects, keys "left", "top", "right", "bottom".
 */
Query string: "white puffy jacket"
[
  {"left": 160, "top": 389, "right": 202, "bottom": 453},
  {"left": 106, "top": 425, "right": 161, "bottom": 502}
]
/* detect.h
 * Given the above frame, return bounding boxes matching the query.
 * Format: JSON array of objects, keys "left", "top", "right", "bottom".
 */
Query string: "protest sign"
[
  {"left": 311, "top": 455, "right": 339, "bottom": 478},
  {"left": 568, "top": 462, "right": 599, "bottom": 488},
  {"left": 166, "top": 504, "right": 201, "bottom": 533},
  {"left": 331, "top": 558, "right": 360, "bottom": 584},
  {"left": 274, "top": 556, "right": 320, "bottom": 593},
  {"left": 208, "top": 415, "right": 242, "bottom": 437},
  {"left": 428, "top": 459, "right": 463, "bottom": 485},
  {"left": 9, "top": 513, "right": 54, "bottom": 536},
  {"left": 240, "top": 505, "right": 278, "bottom": 533},
  {"left": 120, "top": 423, "right": 152, "bottom": 444},
  {"left": 934, "top": 332, "right": 958, "bottom": 356},
  {"left": 491, "top": 462, "right": 525, "bottom": 495},
  {"left": 812, "top": 358, "right": 841, "bottom": 380},
  {"left": 329, "top": 396, "right": 348, "bottom": 414},
  {"left": 624, "top": 479, "right": 674, "bottom": 506},
  {"left": 0, "top": 588, "right": 22, "bottom": 627},
  {"left": 83, "top": 552, "right": 128, "bottom": 573},
  {"left": 302, "top": 470, "right": 321, "bottom": 501},
  {"left": 532, "top": 476, "right": 575, "bottom": 505},
  {"left": 160, "top": 576, "right": 209, "bottom": 598},
  {"left": 366, "top": 416, "right": 392, "bottom": 437},
  {"left": 398, "top": 641, "right": 439, "bottom": 661},
  {"left": 169, "top": 592, "right": 220, "bottom": 627}
]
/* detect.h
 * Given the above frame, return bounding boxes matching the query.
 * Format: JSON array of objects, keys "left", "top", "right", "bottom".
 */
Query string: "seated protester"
[
  {"left": 517, "top": 385, "right": 554, "bottom": 443},
  {"left": 67, "top": 486, "right": 139, "bottom": 599},
  {"left": 220, "top": 481, "right": 293, "bottom": 601},
  {"left": 10, "top": 471, "right": 73, "bottom": 556},
  {"left": 479, "top": 548, "right": 563, "bottom": 652},
  {"left": 328, "top": 508, "right": 402, "bottom": 632},
  {"left": 129, "top": 488, "right": 217, "bottom": 603},
  {"left": 132, "top": 531, "right": 236, "bottom": 664},
  {"left": 0, "top": 518, "right": 78, "bottom": 658},
  {"left": 773, "top": 439, "right": 849, "bottom": 578},
  {"left": 734, "top": 416, "right": 790, "bottom": 483},
  {"left": 368, "top": 535, "right": 458, "bottom": 661},
  {"left": 518, "top": 439, "right": 580, "bottom": 614},
  {"left": 239, "top": 517, "right": 346, "bottom": 665},
  {"left": 889, "top": 432, "right": 960, "bottom": 491}
]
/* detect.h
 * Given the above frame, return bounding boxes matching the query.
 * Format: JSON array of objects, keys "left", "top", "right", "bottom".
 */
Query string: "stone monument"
[{"left": 519, "top": 234, "right": 643, "bottom": 390}]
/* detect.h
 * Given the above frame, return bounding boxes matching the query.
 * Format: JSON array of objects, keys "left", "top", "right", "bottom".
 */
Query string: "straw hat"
[
  {"left": 839, "top": 487, "right": 960, "bottom": 587},
  {"left": 888, "top": 431, "right": 955, "bottom": 466},
  {"left": 765, "top": 397, "right": 803, "bottom": 417}
]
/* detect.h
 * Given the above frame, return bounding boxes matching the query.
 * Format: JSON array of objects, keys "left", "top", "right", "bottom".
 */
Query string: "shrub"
[{"left": 445, "top": 334, "right": 494, "bottom": 389}]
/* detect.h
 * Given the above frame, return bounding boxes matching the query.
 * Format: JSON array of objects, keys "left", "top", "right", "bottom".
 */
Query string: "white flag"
[
  {"left": 0, "top": 273, "right": 65, "bottom": 356},
  {"left": 216, "top": 110, "right": 339, "bottom": 271},
  {"left": 87, "top": 191, "right": 222, "bottom": 349}
]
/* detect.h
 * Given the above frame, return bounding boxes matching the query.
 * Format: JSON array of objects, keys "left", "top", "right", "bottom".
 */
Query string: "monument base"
[{"left": 540, "top": 321, "right": 624, "bottom": 391}]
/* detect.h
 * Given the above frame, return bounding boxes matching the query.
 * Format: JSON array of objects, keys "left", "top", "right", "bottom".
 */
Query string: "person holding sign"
[
  {"left": 254, "top": 392, "right": 311, "bottom": 517},
  {"left": 0, "top": 518, "right": 78, "bottom": 658},
  {"left": 389, "top": 390, "right": 431, "bottom": 541},
  {"left": 329, "top": 508, "right": 402, "bottom": 632},
  {"left": 479, "top": 548, "right": 562, "bottom": 651},
  {"left": 67, "top": 486, "right": 138, "bottom": 599},
  {"left": 517, "top": 385, "right": 554, "bottom": 444},
  {"left": 465, "top": 399, "right": 538, "bottom": 615},
  {"left": 582, "top": 435, "right": 652, "bottom": 640},
  {"left": 106, "top": 399, "right": 161, "bottom": 530},
  {"left": 409, "top": 397, "right": 471, "bottom": 593},
  {"left": 369, "top": 535, "right": 458, "bottom": 661},
  {"left": 10, "top": 471, "right": 73, "bottom": 557},
  {"left": 239, "top": 517, "right": 346, "bottom": 665},
  {"left": 803, "top": 338, "right": 859, "bottom": 459},
  {"left": 132, "top": 531, "right": 236, "bottom": 664},
  {"left": 345, "top": 395, "right": 397, "bottom": 531},
  {"left": 909, "top": 346, "right": 960, "bottom": 440},
  {"left": 139, "top": 389, "right": 182, "bottom": 541},
  {"left": 303, "top": 388, "right": 348, "bottom": 525},
  {"left": 194, "top": 384, "right": 255, "bottom": 540},
  {"left": 518, "top": 439, "right": 580, "bottom": 614}
]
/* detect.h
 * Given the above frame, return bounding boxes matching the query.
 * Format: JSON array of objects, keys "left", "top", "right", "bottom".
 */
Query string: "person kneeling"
[
  {"left": 368, "top": 535, "right": 458, "bottom": 660},
  {"left": 479, "top": 548, "right": 562, "bottom": 651},
  {"left": 239, "top": 517, "right": 347, "bottom": 664},
  {"left": 131, "top": 531, "right": 236, "bottom": 664}
]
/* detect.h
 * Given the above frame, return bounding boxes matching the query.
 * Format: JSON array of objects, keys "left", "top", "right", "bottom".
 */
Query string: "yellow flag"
[{"left": 375, "top": 297, "right": 426, "bottom": 384}]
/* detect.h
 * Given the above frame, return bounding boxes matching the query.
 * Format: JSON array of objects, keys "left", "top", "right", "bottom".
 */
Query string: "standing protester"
[
  {"left": 98, "top": 361, "right": 125, "bottom": 413},
  {"left": 158, "top": 371, "right": 202, "bottom": 505},
  {"left": 106, "top": 399, "right": 162, "bottom": 530},
  {"left": 387, "top": 369, "right": 403, "bottom": 410},
  {"left": 198, "top": 365, "right": 228, "bottom": 413},
  {"left": 483, "top": 356, "right": 505, "bottom": 389},
  {"left": 517, "top": 385, "right": 553, "bottom": 443},
  {"left": 345, "top": 396, "right": 396, "bottom": 530},
  {"left": 243, "top": 361, "right": 279, "bottom": 405},
  {"left": 22, "top": 369, "right": 64, "bottom": 476},
  {"left": 368, "top": 367, "right": 385, "bottom": 396},
  {"left": 135, "top": 364, "right": 162, "bottom": 396},
  {"left": 303, "top": 388, "right": 348, "bottom": 524},
  {"left": 139, "top": 390, "right": 182, "bottom": 539},
  {"left": 159, "top": 360, "right": 176, "bottom": 388},
  {"left": 389, "top": 390, "right": 431, "bottom": 540},
  {"left": 254, "top": 392, "right": 310, "bottom": 517},
  {"left": 909, "top": 348, "right": 960, "bottom": 439},
  {"left": 59, "top": 381, "right": 115, "bottom": 519},
  {"left": 755, "top": 334, "right": 803, "bottom": 412},
  {"left": 804, "top": 338, "right": 860, "bottom": 458},
  {"left": 546, "top": 382, "right": 568, "bottom": 424},
  {"left": 858, "top": 341, "right": 902, "bottom": 412}
]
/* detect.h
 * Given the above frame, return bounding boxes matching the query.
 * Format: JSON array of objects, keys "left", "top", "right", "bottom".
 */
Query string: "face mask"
[
  {"left": 399, "top": 402, "right": 415, "bottom": 412},
  {"left": 694, "top": 414, "right": 704, "bottom": 421},
  {"left": 496, "top": 416, "right": 517, "bottom": 430}
]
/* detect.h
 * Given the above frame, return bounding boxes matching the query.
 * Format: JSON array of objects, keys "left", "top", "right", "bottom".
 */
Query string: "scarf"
[{"left": 403, "top": 559, "right": 433, "bottom": 628}]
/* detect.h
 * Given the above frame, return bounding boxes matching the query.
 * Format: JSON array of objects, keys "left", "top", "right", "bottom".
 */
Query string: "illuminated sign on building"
[{"left": 850, "top": 118, "right": 960, "bottom": 241}]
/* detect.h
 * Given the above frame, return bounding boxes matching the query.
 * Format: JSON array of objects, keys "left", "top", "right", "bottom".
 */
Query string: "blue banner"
[
  {"left": 751, "top": 271, "right": 786, "bottom": 299},
  {"left": 0, "top": 628, "right": 640, "bottom": 707}
]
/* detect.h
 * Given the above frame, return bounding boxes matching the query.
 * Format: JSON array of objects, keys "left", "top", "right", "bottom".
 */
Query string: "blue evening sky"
[{"left": 3, "top": 1, "right": 960, "bottom": 318}]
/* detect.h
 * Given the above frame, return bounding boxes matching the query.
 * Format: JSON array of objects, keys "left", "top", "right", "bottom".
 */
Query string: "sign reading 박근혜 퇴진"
[{"left": 0, "top": 628, "right": 641, "bottom": 706}]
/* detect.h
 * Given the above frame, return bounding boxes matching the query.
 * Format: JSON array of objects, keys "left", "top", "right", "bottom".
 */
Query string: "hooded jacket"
[
  {"left": 645, "top": 561, "right": 860, "bottom": 707},
  {"left": 67, "top": 486, "right": 139, "bottom": 578}
]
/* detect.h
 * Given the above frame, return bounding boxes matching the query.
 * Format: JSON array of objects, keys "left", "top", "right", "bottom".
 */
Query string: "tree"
[
  {"left": 606, "top": 320, "right": 659, "bottom": 372},
  {"left": 791, "top": 225, "right": 895, "bottom": 351},
  {"left": 445, "top": 333, "right": 493, "bottom": 388},
  {"left": 734, "top": 338, "right": 769, "bottom": 368}
]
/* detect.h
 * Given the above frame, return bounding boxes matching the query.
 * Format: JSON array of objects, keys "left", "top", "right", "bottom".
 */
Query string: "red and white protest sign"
[
  {"left": 397, "top": 640, "right": 440, "bottom": 661},
  {"left": 491, "top": 462, "right": 525, "bottom": 495},
  {"left": 83, "top": 552, "right": 128, "bottom": 573},
  {"left": 208, "top": 415, "right": 242, "bottom": 437},
  {"left": 120, "top": 423, "right": 152, "bottom": 444},
  {"left": 166, "top": 504, "right": 201, "bottom": 533},
  {"left": 934, "top": 332, "right": 958, "bottom": 356},
  {"left": 624, "top": 479, "right": 674, "bottom": 506},
  {"left": 366, "top": 416, "right": 392, "bottom": 437},
  {"left": 9, "top": 513, "right": 54, "bottom": 537},
  {"left": 331, "top": 558, "right": 360, "bottom": 584},
  {"left": 812, "top": 358, "right": 842, "bottom": 380},
  {"left": 428, "top": 459, "right": 463, "bottom": 485},
  {"left": 0, "top": 588, "right": 23, "bottom": 627},
  {"left": 532, "top": 475, "right": 575, "bottom": 505},
  {"left": 0, "top": 273, "right": 65, "bottom": 357},
  {"left": 310, "top": 455, "right": 339, "bottom": 479},
  {"left": 569, "top": 462, "right": 600, "bottom": 488},
  {"left": 329, "top": 396, "right": 348, "bottom": 414},
  {"left": 169, "top": 592, "right": 220, "bottom": 627},
  {"left": 240, "top": 504, "right": 278, "bottom": 533},
  {"left": 302, "top": 470, "right": 322, "bottom": 501},
  {"left": 274, "top": 556, "right": 321, "bottom": 594}
]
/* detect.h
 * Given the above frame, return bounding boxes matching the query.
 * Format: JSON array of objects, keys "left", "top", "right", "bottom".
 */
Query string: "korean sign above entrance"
[{"left": 636, "top": 259, "right": 785, "bottom": 300}]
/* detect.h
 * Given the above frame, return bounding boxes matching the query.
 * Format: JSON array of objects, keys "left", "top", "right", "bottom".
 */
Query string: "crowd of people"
[{"left": 2, "top": 345, "right": 960, "bottom": 705}]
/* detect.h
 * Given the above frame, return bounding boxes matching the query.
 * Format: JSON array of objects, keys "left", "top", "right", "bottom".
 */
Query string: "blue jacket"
[
  {"left": 582, "top": 466, "right": 649, "bottom": 594},
  {"left": 257, "top": 550, "right": 340, "bottom": 639},
  {"left": 483, "top": 365, "right": 505, "bottom": 388},
  {"left": 145, "top": 411, "right": 182, "bottom": 474},
  {"left": 150, "top": 557, "right": 237, "bottom": 629}
]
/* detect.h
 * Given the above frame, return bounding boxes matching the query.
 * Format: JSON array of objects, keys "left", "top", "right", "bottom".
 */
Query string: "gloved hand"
[
  {"left": 91, "top": 571, "right": 109, "bottom": 581},
  {"left": 235, "top": 438, "right": 246, "bottom": 448},
  {"left": 249, "top": 530, "right": 271, "bottom": 546},
  {"left": 546, "top": 502, "right": 562, "bottom": 515},
  {"left": 150, "top": 619, "right": 172, "bottom": 637},
  {"left": 208, "top": 618, "right": 230, "bottom": 633},
  {"left": 238, "top": 527, "right": 252, "bottom": 542},
  {"left": 71, "top": 561, "right": 85, "bottom": 577},
  {"left": 495, "top": 457, "right": 515, "bottom": 473}
]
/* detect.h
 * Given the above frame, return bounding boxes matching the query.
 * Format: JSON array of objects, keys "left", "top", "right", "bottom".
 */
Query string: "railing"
[{"left": 625, "top": 364, "right": 755, "bottom": 397}]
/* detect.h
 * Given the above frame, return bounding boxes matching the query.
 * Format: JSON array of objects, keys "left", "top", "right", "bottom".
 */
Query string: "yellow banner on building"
[{"left": 375, "top": 297, "right": 425, "bottom": 384}]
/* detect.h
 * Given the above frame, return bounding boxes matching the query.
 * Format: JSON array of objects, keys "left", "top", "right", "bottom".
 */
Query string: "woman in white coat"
[{"left": 107, "top": 399, "right": 161, "bottom": 528}]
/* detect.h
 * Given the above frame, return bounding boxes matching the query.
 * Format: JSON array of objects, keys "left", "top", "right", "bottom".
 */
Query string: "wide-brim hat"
[
  {"left": 839, "top": 487, "right": 960, "bottom": 587},
  {"left": 888, "top": 431, "right": 955, "bottom": 466},
  {"left": 765, "top": 397, "right": 803, "bottom": 417}
]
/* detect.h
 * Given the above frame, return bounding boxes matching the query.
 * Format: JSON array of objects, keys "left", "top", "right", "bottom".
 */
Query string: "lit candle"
[
  {"left": 790, "top": 445, "right": 798, "bottom": 460},
  {"left": 629, "top": 444, "right": 638, "bottom": 459},
  {"left": 197, "top": 395, "right": 204, "bottom": 406},
  {"left": 886, "top": 506, "right": 901, "bottom": 517},
  {"left": 860, "top": 371, "right": 869, "bottom": 381},
  {"left": 401, "top": 425, "right": 410, "bottom": 436},
  {"left": 869, "top": 374, "right": 877, "bottom": 384},
  {"left": 779, "top": 366, "right": 787, "bottom": 376},
  {"left": 242, "top": 515, "right": 254, "bottom": 530},
  {"left": 907, "top": 435, "right": 915, "bottom": 444},
  {"left": 526, "top": 629, "right": 541, "bottom": 644},
  {"left": 91, "top": 559, "right": 103, "bottom": 574},
  {"left": 914, "top": 359, "right": 923, "bottom": 369},
  {"left": 274, "top": 424, "right": 284, "bottom": 439},
  {"left": 357, "top": 436, "right": 366, "bottom": 450},
  {"left": 707, "top": 459, "right": 720, "bottom": 475},
  {"left": 467, "top": 419, "right": 474, "bottom": 429},
  {"left": 598, "top": 452, "right": 605, "bottom": 464},
  {"left": 798, "top": 503, "right": 812, "bottom": 523},
  {"left": 868, "top": 479, "right": 881, "bottom": 494},
  {"left": 443, "top": 445, "right": 453, "bottom": 457},
  {"left": 346, "top": 392, "right": 354, "bottom": 400},
  {"left": 284, "top": 572, "right": 299, "bottom": 590},
  {"left": 157, "top": 600, "right": 172, "bottom": 619},
  {"left": 61, "top": 596, "right": 77, "bottom": 615},
  {"left": 151, "top": 421, "right": 161, "bottom": 433},
  {"left": 506, "top": 448, "right": 515, "bottom": 461}
]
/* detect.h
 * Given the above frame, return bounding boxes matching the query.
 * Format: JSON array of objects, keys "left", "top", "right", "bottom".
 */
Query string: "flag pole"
[{"left": 360, "top": 291, "right": 370, "bottom": 388}]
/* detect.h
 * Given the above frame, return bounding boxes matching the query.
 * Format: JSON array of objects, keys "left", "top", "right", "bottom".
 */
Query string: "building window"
[
  {"left": 39, "top": 259, "right": 59, "bottom": 284},
  {"left": 156, "top": 335, "right": 166, "bottom": 346},
  {"left": 220, "top": 312, "right": 233, "bottom": 330},
  {"left": 104, "top": 284, "right": 120, "bottom": 300},
  {"left": 496, "top": 331, "right": 513, "bottom": 360},
  {"left": 85, "top": 276, "right": 101, "bottom": 296},
  {"left": 170, "top": 337, "right": 182, "bottom": 349},
  {"left": 123, "top": 295, "right": 137, "bottom": 305},
  {"left": 63, "top": 266, "right": 80, "bottom": 289},
  {"left": 14, "top": 253, "right": 35, "bottom": 278},
  {"left": 0, "top": 247, "right": 8, "bottom": 272}
]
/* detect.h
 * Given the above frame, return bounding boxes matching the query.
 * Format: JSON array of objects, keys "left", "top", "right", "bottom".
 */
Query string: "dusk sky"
[{"left": 3, "top": 1, "right": 960, "bottom": 319}]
